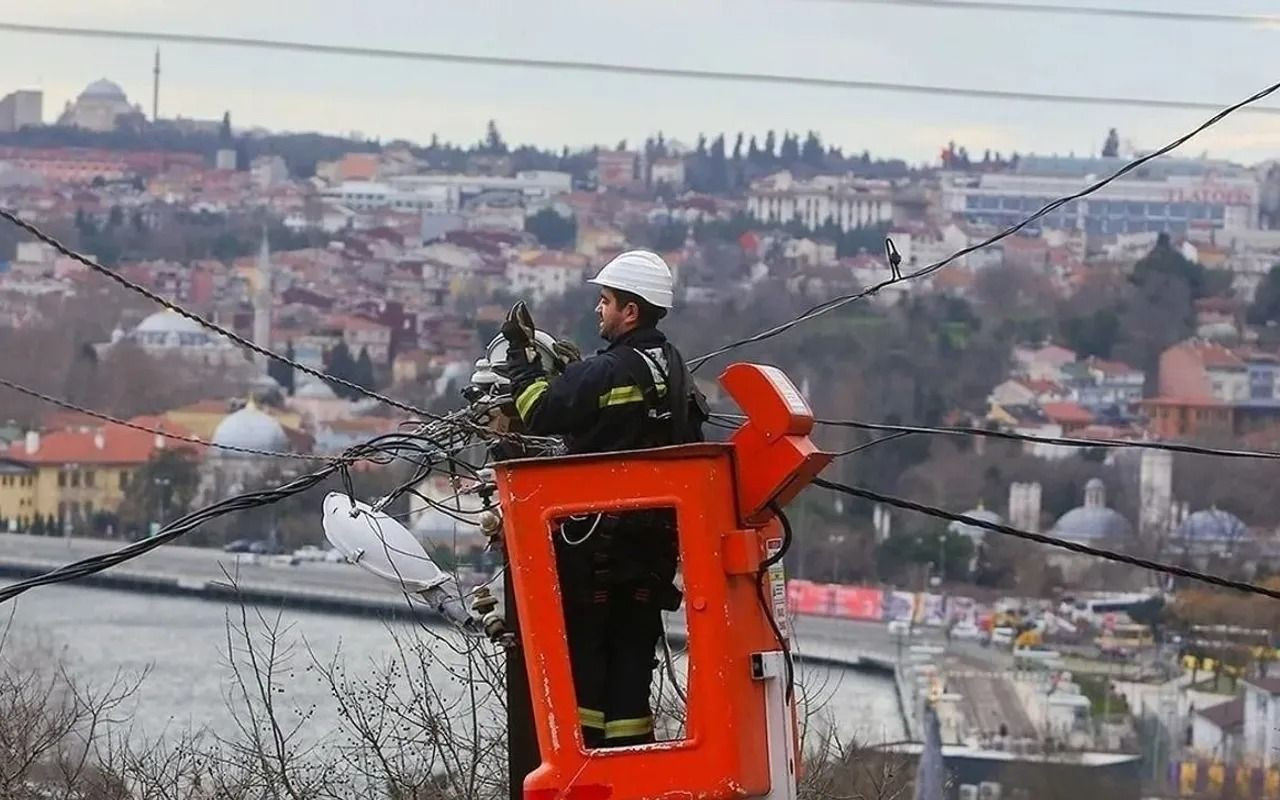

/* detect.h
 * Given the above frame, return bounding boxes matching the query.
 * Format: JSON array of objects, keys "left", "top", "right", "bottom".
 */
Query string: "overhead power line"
[
  {"left": 711, "top": 412, "right": 1280, "bottom": 462},
  {"left": 813, "top": 417, "right": 1280, "bottom": 462},
  {"left": 0, "top": 375, "right": 331, "bottom": 461},
  {"left": 0, "top": 207, "right": 442, "bottom": 422},
  {"left": 2, "top": 22, "right": 1279, "bottom": 116},
  {"left": 810, "top": 0, "right": 1280, "bottom": 26},
  {"left": 690, "top": 75, "right": 1280, "bottom": 369},
  {"left": 811, "top": 477, "right": 1280, "bottom": 600}
]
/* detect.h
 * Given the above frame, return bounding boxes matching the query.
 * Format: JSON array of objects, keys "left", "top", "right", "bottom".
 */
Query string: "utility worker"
[{"left": 500, "top": 249, "right": 706, "bottom": 749}]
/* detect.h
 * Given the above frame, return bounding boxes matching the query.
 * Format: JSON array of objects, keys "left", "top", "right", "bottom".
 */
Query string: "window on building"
[
  {"left": 58, "top": 472, "right": 67, "bottom": 488},
  {"left": 84, "top": 471, "right": 95, "bottom": 488},
  {"left": 70, "top": 471, "right": 80, "bottom": 488}
]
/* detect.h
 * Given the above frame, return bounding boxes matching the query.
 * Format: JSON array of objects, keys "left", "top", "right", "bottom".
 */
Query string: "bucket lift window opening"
[{"left": 550, "top": 504, "right": 690, "bottom": 749}]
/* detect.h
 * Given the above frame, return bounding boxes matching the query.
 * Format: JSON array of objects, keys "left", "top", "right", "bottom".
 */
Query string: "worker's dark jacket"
[
  {"left": 507, "top": 326, "right": 705, "bottom": 597},
  {"left": 509, "top": 327, "right": 701, "bottom": 455}
]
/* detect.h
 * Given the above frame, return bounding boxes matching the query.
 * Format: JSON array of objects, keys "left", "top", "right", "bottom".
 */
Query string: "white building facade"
[
  {"left": 747, "top": 171, "right": 895, "bottom": 232},
  {"left": 942, "top": 167, "right": 1260, "bottom": 236}
]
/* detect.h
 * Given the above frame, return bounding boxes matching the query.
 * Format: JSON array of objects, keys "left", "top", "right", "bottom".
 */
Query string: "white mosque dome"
[
  {"left": 1177, "top": 508, "right": 1248, "bottom": 544},
  {"left": 81, "top": 79, "right": 127, "bottom": 101},
  {"left": 135, "top": 310, "right": 206, "bottom": 336},
  {"left": 294, "top": 377, "right": 338, "bottom": 400},
  {"left": 135, "top": 310, "right": 204, "bottom": 335},
  {"left": 211, "top": 403, "right": 288, "bottom": 454},
  {"left": 1051, "top": 478, "right": 1133, "bottom": 542},
  {"left": 948, "top": 504, "right": 1002, "bottom": 542}
]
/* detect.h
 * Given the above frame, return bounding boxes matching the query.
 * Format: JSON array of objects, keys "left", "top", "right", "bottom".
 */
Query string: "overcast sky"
[{"left": 3, "top": 0, "right": 1280, "bottom": 166}]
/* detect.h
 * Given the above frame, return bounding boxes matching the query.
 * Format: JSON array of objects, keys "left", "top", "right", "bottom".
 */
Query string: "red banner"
[
  {"left": 832, "top": 586, "right": 883, "bottom": 620},
  {"left": 787, "top": 580, "right": 833, "bottom": 616}
]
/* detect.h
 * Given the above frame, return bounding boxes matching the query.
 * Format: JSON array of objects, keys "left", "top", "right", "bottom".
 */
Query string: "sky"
[{"left": 2, "top": 0, "right": 1280, "bottom": 166}]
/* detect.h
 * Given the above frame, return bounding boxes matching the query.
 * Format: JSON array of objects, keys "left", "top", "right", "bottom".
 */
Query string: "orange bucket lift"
[{"left": 494, "top": 363, "right": 831, "bottom": 800}]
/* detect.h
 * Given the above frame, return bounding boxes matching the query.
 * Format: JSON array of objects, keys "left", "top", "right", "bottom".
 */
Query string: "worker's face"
[{"left": 596, "top": 289, "right": 639, "bottom": 342}]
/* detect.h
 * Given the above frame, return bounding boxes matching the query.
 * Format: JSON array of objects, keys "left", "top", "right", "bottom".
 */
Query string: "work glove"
[
  {"left": 500, "top": 301, "right": 537, "bottom": 366},
  {"left": 501, "top": 301, "right": 535, "bottom": 345},
  {"left": 551, "top": 339, "right": 581, "bottom": 373}
]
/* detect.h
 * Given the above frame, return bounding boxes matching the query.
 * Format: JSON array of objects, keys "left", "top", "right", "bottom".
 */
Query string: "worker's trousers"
[{"left": 556, "top": 514, "right": 678, "bottom": 749}]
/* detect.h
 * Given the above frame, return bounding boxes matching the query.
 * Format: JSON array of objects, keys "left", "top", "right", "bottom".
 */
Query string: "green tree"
[
  {"left": 779, "top": 132, "right": 800, "bottom": 164},
  {"left": 524, "top": 207, "right": 577, "bottom": 249},
  {"left": 1061, "top": 308, "right": 1121, "bottom": 358},
  {"left": 117, "top": 450, "right": 200, "bottom": 538},
  {"left": 1131, "top": 233, "right": 1213, "bottom": 299},
  {"left": 325, "top": 342, "right": 358, "bottom": 398},
  {"left": 1249, "top": 264, "right": 1280, "bottom": 325},
  {"left": 801, "top": 131, "right": 824, "bottom": 168},
  {"left": 1102, "top": 127, "right": 1120, "bottom": 158},
  {"left": 268, "top": 340, "right": 296, "bottom": 394},
  {"left": 483, "top": 119, "right": 508, "bottom": 155},
  {"left": 650, "top": 221, "right": 688, "bottom": 252},
  {"left": 708, "top": 134, "right": 729, "bottom": 193},
  {"left": 355, "top": 346, "right": 376, "bottom": 388}
]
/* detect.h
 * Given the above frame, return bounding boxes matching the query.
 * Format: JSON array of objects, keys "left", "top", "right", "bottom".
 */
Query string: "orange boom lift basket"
[{"left": 494, "top": 363, "right": 831, "bottom": 799}]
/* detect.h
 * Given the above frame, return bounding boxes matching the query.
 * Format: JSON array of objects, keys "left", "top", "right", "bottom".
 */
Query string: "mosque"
[{"left": 57, "top": 79, "right": 145, "bottom": 132}]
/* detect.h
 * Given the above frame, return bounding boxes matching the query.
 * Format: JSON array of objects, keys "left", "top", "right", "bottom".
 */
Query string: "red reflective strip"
[{"left": 525, "top": 785, "right": 612, "bottom": 800}]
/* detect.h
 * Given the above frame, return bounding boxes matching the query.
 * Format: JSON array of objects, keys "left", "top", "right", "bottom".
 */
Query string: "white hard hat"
[{"left": 587, "top": 250, "right": 674, "bottom": 309}]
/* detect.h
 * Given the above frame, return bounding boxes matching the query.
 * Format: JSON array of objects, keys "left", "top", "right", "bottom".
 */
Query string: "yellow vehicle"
[
  {"left": 1096, "top": 623, "right": 1154, "bottom": 655},
  {"left": 1015, "top": 629, "right": 1043, "bottom": 649}
]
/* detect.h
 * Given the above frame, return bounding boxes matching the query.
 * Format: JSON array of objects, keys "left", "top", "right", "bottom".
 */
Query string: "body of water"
[{"left": 3, "top": 583, "right": 904, "bottom": 746}]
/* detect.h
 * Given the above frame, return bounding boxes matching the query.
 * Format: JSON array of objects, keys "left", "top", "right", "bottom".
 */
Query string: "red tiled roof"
[
  {"left": 171, "top": 399, "right": 234, "bottom": 415},
  {"left": 1176, "top": 340, "right": 1244, "bottom": 369},
  {"left": 1018, "top": 378, "right": 1064, "bottom": 395},
  {"left": 1040, "top": 402, "right": 1094, "bottom": 425},
  {"left": 4, "top": 419, "right": 193, "bottom": 465},
  {"left": 1085, "top": 357, "right": 1140, "bottom": 376}
]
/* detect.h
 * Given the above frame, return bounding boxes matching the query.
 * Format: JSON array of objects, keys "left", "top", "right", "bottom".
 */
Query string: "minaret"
[
  {"left": 253, "top": 234, "right": 272, "bottom": 369},
  {"left": 152, "top": 49, "right": 160, "bottom": 123}
]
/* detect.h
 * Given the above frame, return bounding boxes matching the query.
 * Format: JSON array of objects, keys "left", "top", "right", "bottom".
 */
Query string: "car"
[
  {"left": 990, "top": 627, "right": 1016, "bottom": 647},
  {"left": 323, "top": 547, "right": 347, "bottom": 563},
  {"left": 223, "top": 539, "right": 255, "bottom": 553},
  {"left": 292, "top": 545, "right": 328, "bottom": 563}
]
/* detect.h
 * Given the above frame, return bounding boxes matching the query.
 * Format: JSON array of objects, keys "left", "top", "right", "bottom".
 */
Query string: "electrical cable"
[
  {"left": 816, "top": 416, "right": 1280, "bottom": 462},
  {"left": 810, "top": 477, "right": 1280, "bottom": 600},
  {"left": 0, "top": 206, "right": 462, "bottom": 426},
  {"left": 2, "top": 22, "right": 1279, "bottom": 116},
  {"left": 0, "top": 461, "right": 340, "bottom": 604},
  {"left": 805, "top": 0, "right": 1280, "bottom": 25},
  {"left": 758, "top": 501, "right": 796, "bottom": 700},
  {"left": 710, "top": 412, "right": 1280, "bottom": 462},
  {"left": 832, "top": 430, "right": 915, "bottom": 456},
  {"left": 0, "top": 375, "right": 333, "bottom": 461},
  {"left": 0, "top": 424, "right": 495, "bottom": 603},
  {"left": 689, "top": 75, "right": 1280, "bottom": 371}
]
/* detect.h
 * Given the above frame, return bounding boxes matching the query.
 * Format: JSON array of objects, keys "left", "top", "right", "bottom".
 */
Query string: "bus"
[{"left": 1095, "top": 623, "right": 1154, "bottom": 656}]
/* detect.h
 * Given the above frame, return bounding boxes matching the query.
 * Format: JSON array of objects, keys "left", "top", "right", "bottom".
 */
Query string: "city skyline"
[{"left": 0, "top": 0, "right": 1279, "bottom": 165}]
